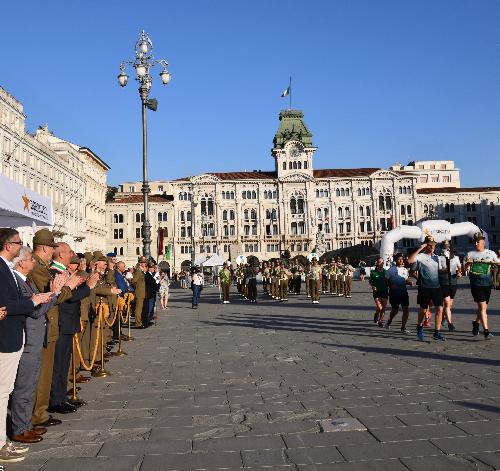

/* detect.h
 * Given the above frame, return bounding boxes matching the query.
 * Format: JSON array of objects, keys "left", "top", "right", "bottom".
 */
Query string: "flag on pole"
[
  {"left": 281, "top": 86, "right": 290, "bottom": 97},
  {"left": 165, "top": 242, "right": 172, "bottom": 261}
]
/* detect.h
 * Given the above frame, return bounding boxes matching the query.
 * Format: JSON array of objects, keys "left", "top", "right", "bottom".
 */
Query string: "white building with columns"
[{"left": 0, "top": 85, "right": 110, "bottom": 251}]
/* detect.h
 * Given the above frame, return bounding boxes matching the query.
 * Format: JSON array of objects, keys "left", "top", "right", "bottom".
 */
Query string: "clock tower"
[{"left": 272, "top": 109, "right": 317, "bottom": 179}]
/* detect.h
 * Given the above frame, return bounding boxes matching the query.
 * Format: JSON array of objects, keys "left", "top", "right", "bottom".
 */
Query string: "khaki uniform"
[
  {"left": 309, "top": 265, "right": 322, "bottom": 302},
  {"left": 219, "top": 268, "right": 231, "bottom": 302},
  {"left": 131, "top": 267, "right": 146, "bottom": 327},
  {"left": 343, "top": 264, "right": 354, "bottom": 297},
  {"left": 28, "top": 255, "right": 72, "bottom": 425},
  {"left": 278, "top": 268, "right": 290, "bottom": 301}
]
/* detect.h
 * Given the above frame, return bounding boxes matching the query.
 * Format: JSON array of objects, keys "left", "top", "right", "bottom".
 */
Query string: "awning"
[
  {"left": 202, "top": 253, "right": 227, "bottom": 267},
  {"left": 0, "top": 173, "right": 53, "bottom": 227}
]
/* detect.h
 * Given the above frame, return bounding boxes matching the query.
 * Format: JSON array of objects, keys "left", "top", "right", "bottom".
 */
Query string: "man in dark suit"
[
  {"left": 10, "top": 247, "right": 66, "bottom": 443},
  {"left": 0, "top": 229, "right": 51, "bottom": 462}
]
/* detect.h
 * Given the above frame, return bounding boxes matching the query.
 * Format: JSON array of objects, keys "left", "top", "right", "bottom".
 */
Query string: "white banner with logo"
[{"left": 0, "top": 172, "right": 53, "bottom": 227}]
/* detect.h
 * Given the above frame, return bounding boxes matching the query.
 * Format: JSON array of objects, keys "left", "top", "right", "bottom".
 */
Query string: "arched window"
[
  {"left": 244, "top": 209, "right": 249, "bottom": 219},
  {"left": 407, "top": 205, "right": 412, "bottom": 215},
  {"left": 297, "top": 197, "right": 304, "bottom": 214},
  {"left": 341, "top": 189, "right": 345, "bottom": 196},
  {"left": 208, "top": 199, "right": 214, "bottom": 215},
  {"left": 290, "top": 197, "right": 297, "bottom": 214},
  {"left": 298, "top": 161, "right": 302, "bottom": 169},
  {"left": 291, "top": 222, "right": 298, "bottom": 235},
  {"left": 362, "top": 188, "right": 366, "bottom": 196},
  {"left": 119, "top": 214, "right": 124, "bottom": 223},
  {"left": 359, "top": 206, "right": 364, "bottom": 216},
  {"left": 230, "top": 210, "right": 235, "bottom": 220},
  {"left": 424, "top": 204, "right": 429, "bottom": 213},
  {"left": 345, "top": 206, "right": 350, "bottom": 217},
  {"left": 271, "top": 208, "right": 277, "bottom": 220},
  {"left": 304, "top": 161, "right": 308, "bottom": 169},
  {"left": 252, "top": 191, "right": 256, "bottom": 199},
  {"left": 379, "top": 195, "right": 385, "bottom": 211},
  {"left": 283, "top": 161, "right": 286, "bottom": 170},
  {"left": 264, "top": 191, "right": 268, "bottom": 199},
  {"left": 346, "top": 188, "right": 350, "bottom": 196},
  {"left": 266, "top": 209, "right": 271, "bottom": 219},
  {"left": 401, "top": 205, "right": 406, "bottom": 215},
  {"left": 251, "top": 209, "right": 257, "bottom": 220},
  {"left": 223, "top": 210, "right": 228, "bottom": 221},
  {"left": 317, "top": 208, "right": 322, "bottom": 218},
  {"left": 324, "top": 208, "right": 329, "bottom": 218},
  {"left": 187, "top": 211, "right": 191, "bottom": 221},
  {"left": 158, "top": 212, "right": 162, "bottom": 222},
  {"left": 366, "top": 206, "right": 371, "bottom": 216},
  {"left": 135, "top": 213, "right": 141, "bottom": 223},
  {"left": 113, "top": 214, "right": 118, "bottom": 223},
  {"left": 272, "top": 191, "right": 277, "bottom": 199},
  {"left": 336, "top": 189, "right": 340, "bottom": 197},
  {"left": 316, "top": 189, "right": 319, "bottom": 198},
  {"left": 180, "top": 211, "right": 185, "bottom": 222},
  {"left": 385, "top": 196, "right": 392, "bottom": 210},
  {"left": 136, "top": 247, "right": 140, "bottom": 255},
  {"left": 358, "top": 189, "right": 361, "bottom": 196},
  {"left": 242, "top": 191, "right": 247, "bottom": 199},
  {"left": 338, "top": 207, "right": 343, "bottom": 218},
  {"left": 289, "top": 162, "right": 293, "bottom": 170},
  {"left": 293, "top": 161, "right": 297, "bottom": 169},
  {"left": 119, "top": 247, "right": 124, "bottom": 255}
]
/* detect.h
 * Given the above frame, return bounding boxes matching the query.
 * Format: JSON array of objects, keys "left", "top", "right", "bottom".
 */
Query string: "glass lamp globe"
[
  {"left": 136, "top": 64, "right": 147, "bottom": 77},
  {"left": 160, "top": 70, "right": 171, "bottom": 85},
  {"left": 117, "top": 73, "right": 128, "bottom": 87},
  {"left": 139, "top": 41, "right": 148, "bottom": 54}
]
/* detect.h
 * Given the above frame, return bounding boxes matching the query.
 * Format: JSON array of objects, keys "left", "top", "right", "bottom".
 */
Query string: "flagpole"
[{"left": 289, "top": 76, "right": 292, "bottom": 110}]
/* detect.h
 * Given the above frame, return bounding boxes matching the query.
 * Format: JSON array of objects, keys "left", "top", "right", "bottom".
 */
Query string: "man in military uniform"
[
  {"left": 343, "top": 257, "right": 355, "bottom": 298},
  {"left": 131, "top": 256, "right": 147, "bottom": 328},
  {"left": 219, "top": 262, "right": 231, "bottom": 303},
  {"left": 105, "top": 256, "right": 119, "bottom": 340},
  {"left": 336, "top": 257, "right": 344, "bottom": 297},
  {"left": 262, "top": 262, "right": 269, "bottom": 294},
  {"left": 29, "top": 231, "right": 77, "bottom": 428},
  {"left": 309, "top": 258, "right": 322, "bottom": 304},
  {"left": 328, "top": 261, "right": 337, "bottom": 295},
  {"left": 278, "top": 263, "right": 290, "bottom": 301}
]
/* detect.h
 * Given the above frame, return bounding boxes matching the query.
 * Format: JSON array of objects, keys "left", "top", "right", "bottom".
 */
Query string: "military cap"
[
  {"left": 69, "top": 255, "right": 80, "bottom": 265},
  {"left": 473, "top": 232, "right": 485, "bottom": 242},
  {"left": 33, "top": 229, "right": 59, "bottom": 247},
  {"left": 106, "top": 252, "right": 116, "bottom": 257},
  {"left": 93, "top": 254, "right": 107, "bottom": 263},
  {"left": 84, "top": 252, "right": 93, "bottom": 264},
  {"left": 424, "top": 235, "right": 436, "bottom": 245},
  {"left": 93, "top": 251, "right": 105, "bottom": 259},
  {"left": 76, "top": 270, "right": 90, "bottom": 279},
  {"left": 138, "top": 256, "right": 147, "bottom": 263},
  {"left": 148, "top": 261, "right": 156, "bottom": 268}
]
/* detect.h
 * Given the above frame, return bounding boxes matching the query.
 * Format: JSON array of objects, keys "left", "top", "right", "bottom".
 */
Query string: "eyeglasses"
[{"left": 8, "top": 240, "right": 23, "bottom": 246}]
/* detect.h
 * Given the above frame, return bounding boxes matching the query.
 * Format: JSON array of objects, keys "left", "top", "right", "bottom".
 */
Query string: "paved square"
[{"left": 9, "top": 279, "right": 500, "bottom": 470}]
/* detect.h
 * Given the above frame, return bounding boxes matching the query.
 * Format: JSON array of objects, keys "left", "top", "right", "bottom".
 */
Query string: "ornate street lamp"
[{"left": 117, "top": 30, "right": 171, "bottom": 259}]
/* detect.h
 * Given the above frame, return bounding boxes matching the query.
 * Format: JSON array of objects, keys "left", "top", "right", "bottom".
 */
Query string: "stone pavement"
[{"left": 8, "top": 279, "right": 500, "bottom": 471}]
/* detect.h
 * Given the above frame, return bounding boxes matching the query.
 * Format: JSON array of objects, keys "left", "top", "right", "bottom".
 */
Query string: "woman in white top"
[
  {"left": 159, "top": 272, "right": 171, "bottom": 310},
  {"left": 191, "top": 267, "right": 204, "bottom": 309}
]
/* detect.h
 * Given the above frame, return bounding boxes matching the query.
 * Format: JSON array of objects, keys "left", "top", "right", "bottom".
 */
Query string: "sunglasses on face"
[{"left": 8, "top": 240, "right": 23, "bottom": 246}]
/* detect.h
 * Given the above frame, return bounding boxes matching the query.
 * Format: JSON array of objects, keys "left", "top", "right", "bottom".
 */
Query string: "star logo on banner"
[{"left": 22, "top": 194, "right": 30, "bottom": 211}]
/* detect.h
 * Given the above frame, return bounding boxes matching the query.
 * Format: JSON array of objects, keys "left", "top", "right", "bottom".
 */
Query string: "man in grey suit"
[{"left": 9, "top": 247, "right": 70, "bottom": 444}]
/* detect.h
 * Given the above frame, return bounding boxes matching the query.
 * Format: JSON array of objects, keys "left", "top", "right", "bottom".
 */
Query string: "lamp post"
[{"left": 117, "top": 31, "right": 171, "bottom": 260}]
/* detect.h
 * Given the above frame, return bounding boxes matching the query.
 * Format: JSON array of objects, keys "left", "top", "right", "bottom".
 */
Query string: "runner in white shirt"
[{"left": 438, "top": 240, "right": 461, "bottom": 332}]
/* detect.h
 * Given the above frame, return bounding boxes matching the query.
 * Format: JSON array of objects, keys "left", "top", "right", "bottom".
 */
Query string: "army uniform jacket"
[{"left": 132, "top": 267, "right": 146, "bottom": 299}]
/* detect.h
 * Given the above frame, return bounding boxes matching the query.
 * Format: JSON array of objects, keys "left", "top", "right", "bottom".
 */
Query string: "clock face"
[{"left": 289, "top": 143, "right": 302, "bottom": 158}]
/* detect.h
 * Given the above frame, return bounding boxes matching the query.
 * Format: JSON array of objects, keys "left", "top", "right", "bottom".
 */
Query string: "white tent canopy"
[
  {"left": 0, "top": 173, "right": 53, "bottom": 227},
  {"left": 194, "top": 254, "right": 209, "bottom": 266},
  {"left": 202, "top": 253, "right": 226, "bottom": 267}
]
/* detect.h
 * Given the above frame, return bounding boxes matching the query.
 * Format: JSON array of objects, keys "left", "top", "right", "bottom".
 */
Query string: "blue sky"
[{"left": 2, "top": 0, "right": 499, "bottom": 187}]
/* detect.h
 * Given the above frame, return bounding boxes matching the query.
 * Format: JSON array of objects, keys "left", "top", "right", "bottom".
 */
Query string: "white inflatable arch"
[{"left": 380, "top": 220, "right": 489, "bottom": 265}]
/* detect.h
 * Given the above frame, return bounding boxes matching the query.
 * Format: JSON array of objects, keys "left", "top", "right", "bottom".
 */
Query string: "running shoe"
[
  {"left": 448, "top": 323, "right": 456, "bottom": 332},
  {"left": 373, "top": 313, "right": 379, "bottom": 324},
  {"left": 472, "top": 321, "right": 480, "bottom": 336},
  {"left": 401, "top": 328, "right": 412, "bottom": 335},
  {"left": 385, "top": 322, "right": 391, "bottom": 329},
  {"left": 433, "top": 331, "right": 446, "bottom": 341},
  {"left": 416, "top": 328, "right": 425, "bottom": 341},
  {"left": 484, "top": 332, "right": 494, "bottom": 340}
]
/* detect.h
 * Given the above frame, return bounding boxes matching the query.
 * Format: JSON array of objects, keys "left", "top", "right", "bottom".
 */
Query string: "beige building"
[
  {"left": 106, "top": 194, "right": 174, "bottom": 268},
  {"left": 0, "top": 86, "right": 110, "bottom": 251},
  {"left": 390, "top": 160, "right": 461, "bottom": 189}
]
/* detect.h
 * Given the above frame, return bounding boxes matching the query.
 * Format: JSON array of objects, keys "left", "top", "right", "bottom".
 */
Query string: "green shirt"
[{"left": 370, "top": 268, "right": 387, "bottom": 291}]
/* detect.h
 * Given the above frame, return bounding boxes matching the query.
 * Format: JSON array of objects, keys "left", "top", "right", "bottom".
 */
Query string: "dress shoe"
[
  {"left": 33, "top": 416, "right": 62, "bottom": 427},
  {"left": 47, "top": 403, "right": 77, "bottom": 414},
  {"left": 10, "top": 431, "right": 43, "bottom": 443},
  {"left": 30, "top": 427, "right": 47, "bottom": 435},
  {"left": 67, "top": 399, "right": 86, "bottom": 408}
]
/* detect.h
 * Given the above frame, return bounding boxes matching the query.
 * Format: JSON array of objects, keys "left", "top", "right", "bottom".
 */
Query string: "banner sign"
[{"left": 0, "top": 172, "right": 53, "bottom": 227}]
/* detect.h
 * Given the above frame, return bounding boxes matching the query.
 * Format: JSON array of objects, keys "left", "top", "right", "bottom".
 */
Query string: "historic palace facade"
[{"left": 108, "top": 109, "right": 499, "bottom": 271}]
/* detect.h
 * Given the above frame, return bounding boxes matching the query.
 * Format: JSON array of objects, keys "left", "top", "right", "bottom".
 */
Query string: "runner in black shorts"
[
  {"left": 369, "top": 257, "right": 388, "bottom": 327},
  {"left": 466, "top": 232, "right": 500, "bottom": 340},
  {"left": 408, "top": 235, "right": 445, "bottom": 342},
  {"left": 385, "top": 253, "right": 413, "bottom": 334}
]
